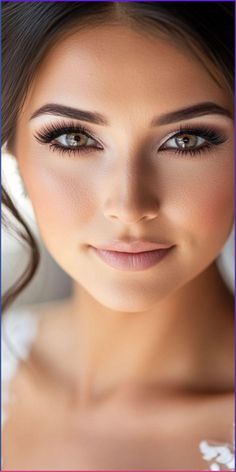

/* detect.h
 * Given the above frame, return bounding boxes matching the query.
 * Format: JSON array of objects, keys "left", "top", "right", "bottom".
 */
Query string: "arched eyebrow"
[
  {"left": 30, "top": 104, "right": 108, "bottom": 125},
  {"left": 151, "top": 101, "right": 233, "bottom": 126},
  {"left": 30, "top": 101, "right": 233, "bottom": 126}
]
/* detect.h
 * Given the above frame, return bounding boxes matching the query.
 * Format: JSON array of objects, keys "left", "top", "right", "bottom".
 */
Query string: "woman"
[{"left": 2, "top": 1, "right": 234, "bottom": 470}]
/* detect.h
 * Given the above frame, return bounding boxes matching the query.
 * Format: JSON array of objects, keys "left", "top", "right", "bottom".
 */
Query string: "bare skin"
[{"left": 3, "top": 23, "right": 234, "bottom": 470}]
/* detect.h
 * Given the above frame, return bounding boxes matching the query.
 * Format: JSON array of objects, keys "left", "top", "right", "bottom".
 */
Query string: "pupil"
[
  {"left": 66, "top": 134, "right": 83, "bottom": 147},
  {"left": 175, "top": 134, "right": 196, "bottom": 149}
]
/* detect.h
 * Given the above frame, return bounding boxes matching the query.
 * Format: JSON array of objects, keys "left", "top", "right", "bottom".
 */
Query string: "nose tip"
[
  {"left": 104, "top": 194, "right": 159, "bottom": 224},
  {"left": 102, "top": 158, "right": 160, "bottom": 224},
  {"left": 107, "top": 212, "right": 157, "bottom": 224}
]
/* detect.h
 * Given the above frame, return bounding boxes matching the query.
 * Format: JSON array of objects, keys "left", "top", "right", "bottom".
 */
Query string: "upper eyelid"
[
  {"left": 160, "top": 127, "right": 229, "bottom": 148},
  {"left": 56, "top": 127, "right": 100, "bottom": 143},
  {"left": 160, "top": 128, "right": 215, "bottom": 144},
  {"left": 34, "top": 121, "right": 103, "bottom": 144}
]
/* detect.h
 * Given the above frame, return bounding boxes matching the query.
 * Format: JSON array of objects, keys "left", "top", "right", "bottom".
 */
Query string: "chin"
[{"left": 85, "top": 284, "right": 172, "bottom": 313}]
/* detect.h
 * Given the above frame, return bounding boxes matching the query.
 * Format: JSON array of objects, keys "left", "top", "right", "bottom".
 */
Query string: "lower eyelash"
[
  {"left": 50, "top": 142, "right": 213, "bottom": 159},
  {"left": 48, "top": 142, "right": 99, "bottom": 157},
  {"left": 163, "top": 142, "right": 213, "bottom": 158}
]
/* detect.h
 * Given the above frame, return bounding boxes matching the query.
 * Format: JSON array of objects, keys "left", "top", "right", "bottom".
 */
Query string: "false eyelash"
[
  {"left": 176, "top": 124, "right": 226, "bottom": 144},
  {"left": 159, "top": 124, "right": 227, "bottom": 158},
  {"left": 34, "top": 121, "right": 227, "bottom": 159},
  {"left": 34, "top": 120, "right": 103, "bottom": 156}
]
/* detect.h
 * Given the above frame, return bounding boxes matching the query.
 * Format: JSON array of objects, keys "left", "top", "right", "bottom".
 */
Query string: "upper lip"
[{"left": 91, "top": 240, "right": 174, "bottom": 253}]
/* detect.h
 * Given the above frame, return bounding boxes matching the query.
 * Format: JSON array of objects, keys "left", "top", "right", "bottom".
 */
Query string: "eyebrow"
[
  {"left": 30, "top": 101, "right": 233, "bottom": 126},
  {"left": 151, "top": 101, "right": 233, "bottom": 126},
  {"left": 30, "top": 104, "right": 109, "bottom": 125}
]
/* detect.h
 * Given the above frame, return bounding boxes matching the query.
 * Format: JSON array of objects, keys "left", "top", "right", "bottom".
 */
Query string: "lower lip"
[{"left": 90, "top": 246, "right": 174, "bottom": 271}]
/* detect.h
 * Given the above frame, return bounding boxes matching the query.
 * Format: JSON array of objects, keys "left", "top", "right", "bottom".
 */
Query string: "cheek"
[
  {"left": 162, "top": 154, "right": 234, "bottom": 249},
  {"left": 19, "top": 159, "right": 99, "bottom": 246}
]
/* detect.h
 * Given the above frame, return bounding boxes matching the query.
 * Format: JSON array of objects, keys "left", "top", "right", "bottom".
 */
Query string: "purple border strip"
[
  {"left": 2, "top": 0, "right": 236, "bottom": 3},
  {"left": 233, "top": 0, "right": 236, "bottom": 456}
]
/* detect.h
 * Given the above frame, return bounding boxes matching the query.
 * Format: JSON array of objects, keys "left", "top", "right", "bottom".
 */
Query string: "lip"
[
  {"left": 90, "top": 243, "right": 175, "bottom": 272},
  {"left": 92, "top": 240, "right": 174, "bottom": 253}
]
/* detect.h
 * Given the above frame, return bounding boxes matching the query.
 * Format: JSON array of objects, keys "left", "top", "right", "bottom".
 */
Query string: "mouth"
[{"left": 89, "top": 245, "right": 175, "bottom": 272}]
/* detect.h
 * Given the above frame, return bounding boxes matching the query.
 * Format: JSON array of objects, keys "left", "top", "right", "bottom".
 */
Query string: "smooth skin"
[{"left": 3, "top": 24, "right": 234, "bottom": 470}]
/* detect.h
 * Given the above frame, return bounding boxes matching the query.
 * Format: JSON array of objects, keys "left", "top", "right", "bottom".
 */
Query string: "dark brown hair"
[{"left": 2, "top": 1, "right": 234, "bottom": 313}]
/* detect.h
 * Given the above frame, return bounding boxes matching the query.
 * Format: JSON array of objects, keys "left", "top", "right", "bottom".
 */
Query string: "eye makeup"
[
  {"left": 34, "top": 120, "right": 104, "bottom": 157},
  {"left": 158, "top": 124, "right": 228, "bottom": 158},
  {"left": 33, "top": 120, "right": 228, "bottom": 159}
]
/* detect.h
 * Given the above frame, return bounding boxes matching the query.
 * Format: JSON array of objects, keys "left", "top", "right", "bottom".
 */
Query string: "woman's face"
[{"left": 15, "top": 24, "right": 234, "bottom": 312}]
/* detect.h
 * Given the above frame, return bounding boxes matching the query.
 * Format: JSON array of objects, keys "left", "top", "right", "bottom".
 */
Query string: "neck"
[{"left": 63, "top": 260, "right": 233, "bottom": 405}]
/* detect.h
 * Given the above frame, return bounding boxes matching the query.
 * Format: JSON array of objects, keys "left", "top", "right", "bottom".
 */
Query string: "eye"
[
  {"left": 34, "top": 121, "right": 104, "bottom": 157},
  {"left": 54, "top": 132, "right": 97, "bottom": 149},
  {"left": 158, "top": 126, "right": 227, "bottom": 157},
  {"left": 161, "top": 133, "right": 205, "bottom": 151}
]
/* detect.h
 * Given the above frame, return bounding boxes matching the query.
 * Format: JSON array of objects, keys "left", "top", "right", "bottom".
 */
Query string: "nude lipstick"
[{"left": 90, "top": 240, "right": 174, "bottom": 272}]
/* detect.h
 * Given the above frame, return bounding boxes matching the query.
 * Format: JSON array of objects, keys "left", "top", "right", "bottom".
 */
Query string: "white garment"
[{"left": 1, "top": 308, "right": 235, "bottom": 471}]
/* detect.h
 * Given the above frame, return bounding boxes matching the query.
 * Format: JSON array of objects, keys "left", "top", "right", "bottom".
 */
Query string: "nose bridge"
[
  {"left": 103, "top": 146, "right": 159, "bottom": 223},
  {"left": 116, "top": 153, "right": 143, "bottom": 196}
]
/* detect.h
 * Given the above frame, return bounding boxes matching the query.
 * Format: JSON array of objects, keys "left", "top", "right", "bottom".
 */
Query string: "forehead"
[{"left": 24, "top": 24, "right": 232, "bottom": 120}]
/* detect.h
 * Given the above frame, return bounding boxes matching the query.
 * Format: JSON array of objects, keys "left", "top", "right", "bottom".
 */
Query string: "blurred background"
[{"left": 2, "top": 152, "right": 235, "bottom": 311}]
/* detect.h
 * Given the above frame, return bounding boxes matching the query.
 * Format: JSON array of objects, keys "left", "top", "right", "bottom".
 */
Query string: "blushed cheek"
[
  {"left": 168, "top": 162, "right": 234, "bottom": 250},
  {"left": 143, "top": 149, "right": 232, "bottom": 264},
  {"left": 199, "top": 184, "right": 234, "bottom": 228},
  {"left": 195, "top": 164, "right": 233, "bottom": 231},
  {"left": 21, "top": 162, "right": 99, "bottom": 245}
]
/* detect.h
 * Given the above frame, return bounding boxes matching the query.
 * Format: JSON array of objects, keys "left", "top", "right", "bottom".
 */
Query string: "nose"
[{"left": 103, "top": 159, "right": 160, "bottom": 224}]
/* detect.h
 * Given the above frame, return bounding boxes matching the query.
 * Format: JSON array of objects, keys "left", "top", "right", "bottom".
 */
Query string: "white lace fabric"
[
  {"left": 199, "top": 438, "right": 235, "bottom": 471},
  {"left": 1, "top": 308, "right": 235, "bottom": 470}
]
